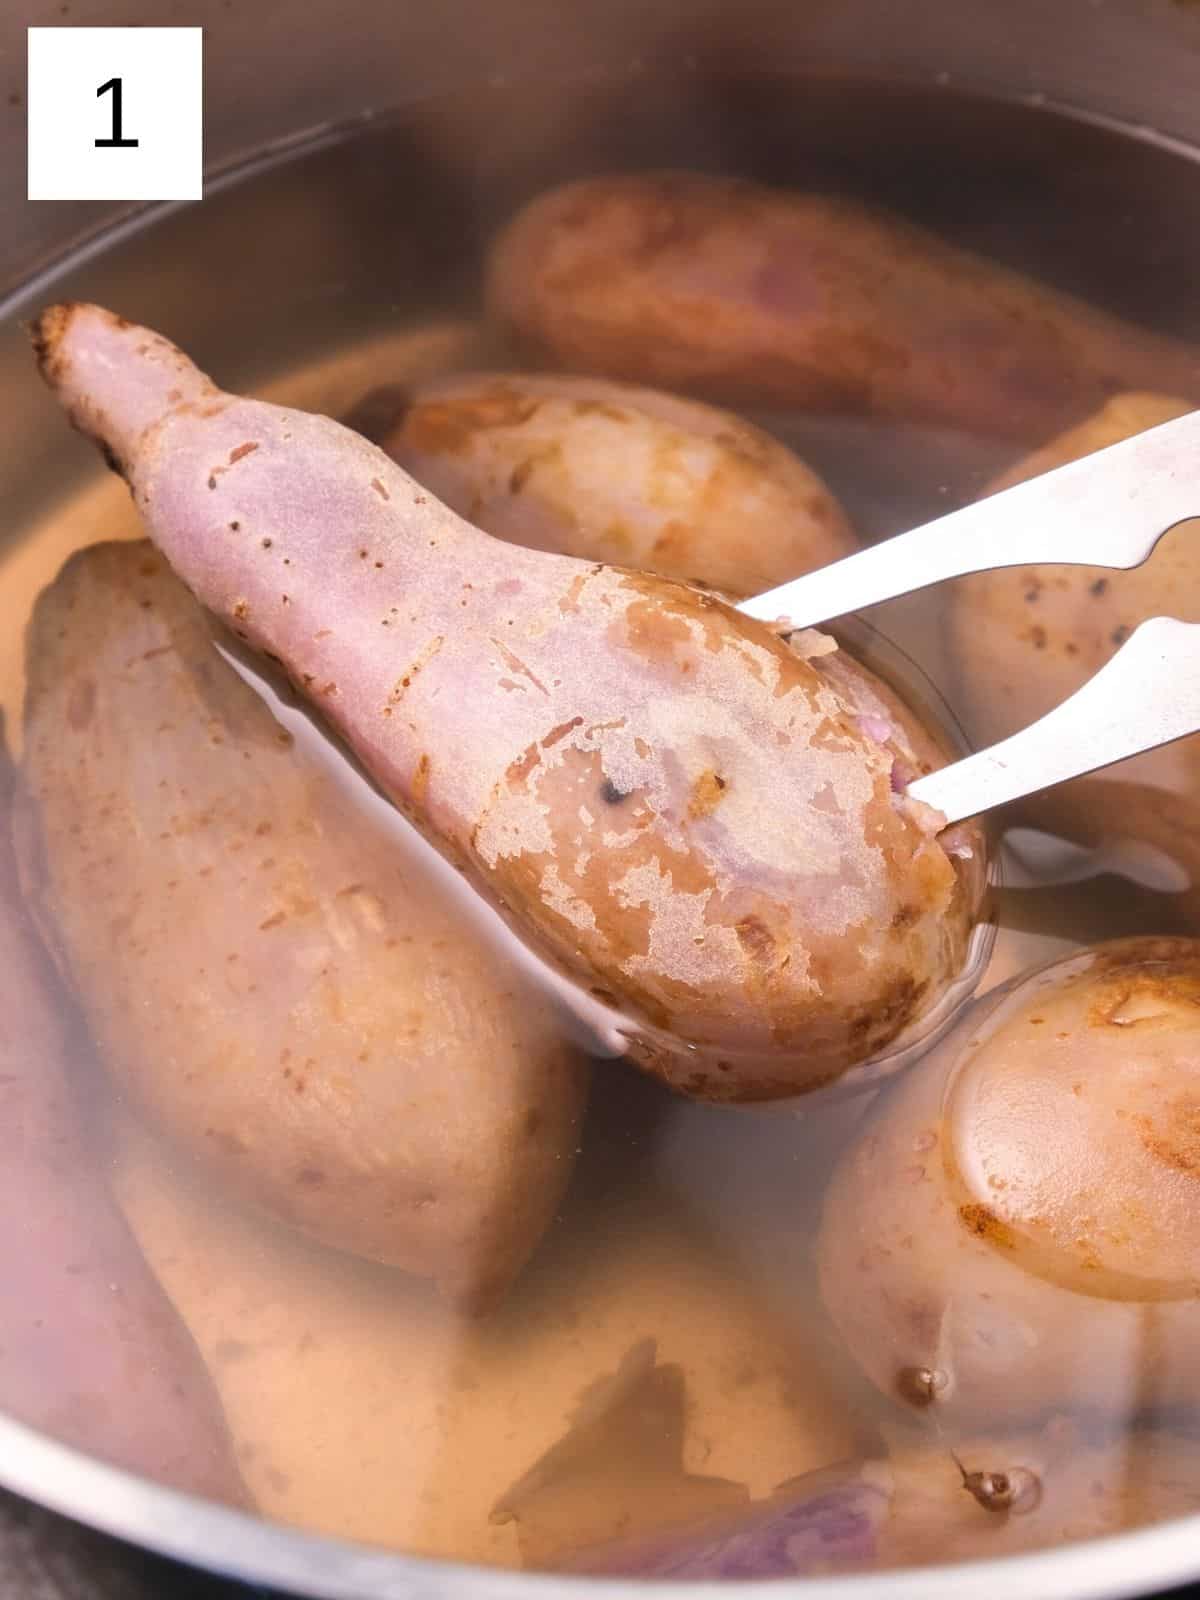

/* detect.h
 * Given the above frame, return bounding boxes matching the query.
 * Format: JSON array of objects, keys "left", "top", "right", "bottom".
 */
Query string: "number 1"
[{"left": 95, "top": 77, "right": 138, "bottom": 148}]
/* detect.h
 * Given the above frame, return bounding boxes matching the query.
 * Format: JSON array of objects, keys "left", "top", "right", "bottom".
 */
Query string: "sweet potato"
[
  {"left": 31, "top": 303, "right": 984, "bottom": 1101},
  {"left": 571, "top": 1424, "right": 1200, "bottom": 1576},
  {"left": 353, "top": 372, "right": 855, "bottom": 596},
  {"left": 945, "top": 392, "right": 1200, "bottom": 919},
  {"left": 19, "top": 541, "right": 587, "bottom": 1310},
  {"left": 486, "top": 174, "right": 1200, "bottom": 444},
  {"left": 0, "top": 723, "right": 244, "bottom": 1502},
  {"left": 818, "top": 938, "right": 1200, "bottom": 1427}
]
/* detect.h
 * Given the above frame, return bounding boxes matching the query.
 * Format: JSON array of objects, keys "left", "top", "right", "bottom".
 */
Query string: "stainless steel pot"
[{"left": 4, "top": 1, "right": 1200, "bottom": 1595}]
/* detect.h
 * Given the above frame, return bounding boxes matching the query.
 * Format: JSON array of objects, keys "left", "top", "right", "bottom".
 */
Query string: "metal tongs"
[{"left": 737, "top": 408, "right": 1200, "bottom": 824}]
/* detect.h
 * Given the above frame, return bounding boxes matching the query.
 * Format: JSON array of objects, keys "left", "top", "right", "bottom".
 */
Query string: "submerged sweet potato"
[
  {"left": 818, "top": 938, "right": 1200, "bottom": 1427},
  {"left": 19, "top": 541, "right": 587, "bottom": 1309},
  {"left": 946, "top": 392, "right": 1200, "bottom": 919},
  {"left": 486, "top": 174, "right": 1200, "bottom": 443},
  {"left": 353, "top": 372, "right": 856, "bottom": 596},
  {"left": 570, "top": 1422, "right": 1200, "bottom": 1577},
  {"left": 31, "top": 303, "right": 984, "bottom": 1100},
  {"left": 0, "top": 723, "right": 244, "bottom": 1502}
]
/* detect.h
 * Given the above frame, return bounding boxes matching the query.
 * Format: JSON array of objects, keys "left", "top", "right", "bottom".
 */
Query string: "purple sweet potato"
[
  {"left": 0, "top": 723, "right": 244, "bottom": 1504},
  {"left": 356, "top": 371, "right": 856, "bottom": 596},
  {"left": 945, "top": 392, "right": 1200, "bottom": 925},
  {"left": 30, "top": 303, "right": 984, "bottom": 1101},
  {"left": 486, "top": 174, "right": 1200, "bottom": 443},
  {"left": 568, "top": 1468, "right": 886, "bottom": 1578},
  {"left": 567, "top": 1421, "right": 1200, "bottom": 1577},
  {"left": 818, "top": 939, "right": 1200, "bottom": 1428},
  {"left": 19, "top": 541, "right": 587, "bottom": 1310}
]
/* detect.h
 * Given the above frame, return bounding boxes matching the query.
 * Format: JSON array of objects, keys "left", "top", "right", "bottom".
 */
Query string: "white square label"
[{"left": 28, "top": 27, "right": 203, "bottom": 202}]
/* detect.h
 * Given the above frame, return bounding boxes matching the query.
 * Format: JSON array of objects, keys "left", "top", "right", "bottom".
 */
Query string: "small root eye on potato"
[
  {"left": 955, "top": 1461, "right": 1042, "bottom": 1516},
  {"left": 819, "top": 937, "right": 1200, "bottom": 1429}
]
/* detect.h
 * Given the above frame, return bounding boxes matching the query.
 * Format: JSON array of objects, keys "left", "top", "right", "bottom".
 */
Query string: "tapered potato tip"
[
  {"left": 29, "top": 302, "right": 122, "bottom": 470},
  {"left": 29, "top": 302, "right": 219, "bottom": 476},
  {"left": 30, "top": 301, "right": 85, "bottom": 383}
]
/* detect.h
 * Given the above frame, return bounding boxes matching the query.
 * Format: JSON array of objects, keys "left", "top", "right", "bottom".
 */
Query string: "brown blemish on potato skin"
[
  {"left": 491, "top": 638, "right": 550, "bottom": 696},
  {"left": 1134, "top": 1099, "right": 1200, "bottom": 1177},
  {"left": 614, "top": 569, "right": 821, "bottom": 692},
  {"left": 850, "top": 974, "right": 929, "bottom": 1041},
  {"left": 1084, "top": 944, "right": 1200, "bottom": 1029},
  {"left": 621, "top": 597, "right": 696, "bottom": 662},
  {"left": 558, "top": 566, "right": 604, "bottom": 616},
  {"left": 687, "top": 769, "right": 727, "bottom": 819},
  {"left": 412, "top": 753, "right": 432, "bottom": 808},
  {"left": 29, "top": 302, "right": 77, "bottom": 387},
  {"left": 958, "top": 1202, "right": 1017, "bottom": 1250},
  {"left": 402, "top": 384, "right": 543, "bottom": 457},
  {"left": 541, "top": 716, "right": 585, "bottom": 750},
  {"left": 734, "top": 914, "right": 776, "bottom": 966},
  {"left": 388, "top": 634, "right": 445, "bottom": 707},
  {"left": 506, "top": 742, "right": 542, "bottom": 787}
]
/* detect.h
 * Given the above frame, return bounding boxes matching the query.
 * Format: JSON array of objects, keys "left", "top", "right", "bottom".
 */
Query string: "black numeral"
[{"left": 95, "top": 77, "right": 138, "bottom": 148}]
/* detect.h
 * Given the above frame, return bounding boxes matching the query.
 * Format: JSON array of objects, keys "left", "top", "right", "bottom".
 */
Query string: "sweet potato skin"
[
  {"left": 0, "top": 725, "right": 244, "bottom": 1503},
  {"left": 486, "top": 174, "right": 1200, "bottom": 443},
  {"left": 946, "top": 392, "right": 1200, "bottom": 921},
  {"left": 19, "top": 541, "right": 588, "bottom": 1309},
  {"left": 571, "top": 1429, "right": 1200, "bottom": 1577},
  {"left": 818, "top": 939, "right": 1200, "bottom": 1428},
  {"left": 32, "top": 303, "right": 983, "bottom": 1100},
  {"left": 360, "top": 371, "right": 856, "bottom": 597}
]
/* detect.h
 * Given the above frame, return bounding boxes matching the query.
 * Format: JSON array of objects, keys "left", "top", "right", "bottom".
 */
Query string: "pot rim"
[
  {"left": 6, "top": 67, "right": 1200, "bottom": 323},
  {"left": 2, "top": 1408, "right": 1198, "bottom": 1600}
]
